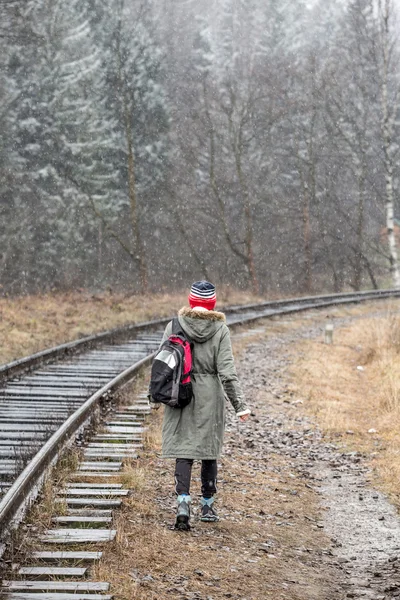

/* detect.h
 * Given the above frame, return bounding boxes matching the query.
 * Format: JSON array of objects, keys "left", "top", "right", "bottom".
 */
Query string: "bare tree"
[{"left": 378, "top": 0, "right": 400, "bottom": 287}]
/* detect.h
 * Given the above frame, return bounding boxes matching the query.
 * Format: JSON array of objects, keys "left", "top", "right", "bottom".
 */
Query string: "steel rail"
[
  {"left": 226, "top": 287, "right": 400, "bottom": 313},
  {"left": 0, "top": 354, "right": 155, "bottom": 540},
  {"left": 227, "top": 288, "right": 400, "bottom": 325},
  {"left": 1, "top": 288, "right": 400, "bottom": 543}
]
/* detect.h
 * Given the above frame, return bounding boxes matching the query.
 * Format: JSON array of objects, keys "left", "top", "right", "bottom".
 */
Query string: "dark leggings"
[{"left": 175, "top": 458, "right": 217, "bottom": 498}]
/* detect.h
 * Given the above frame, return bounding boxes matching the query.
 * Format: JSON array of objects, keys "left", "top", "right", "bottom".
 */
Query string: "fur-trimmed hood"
[
  {"left": 178, "top": 307, "right": 226, "bottom": 322},
  {"left": 178, "top": 306, "right": 226, "bottom": 343}
]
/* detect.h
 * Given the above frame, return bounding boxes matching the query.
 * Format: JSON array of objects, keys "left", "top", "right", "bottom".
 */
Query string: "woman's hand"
[
  {"left": 148, "top": 394, "right": 161, "bottom": 410},
  {"left": 239, "top": 413, "right": 250, "bottom": 422}
]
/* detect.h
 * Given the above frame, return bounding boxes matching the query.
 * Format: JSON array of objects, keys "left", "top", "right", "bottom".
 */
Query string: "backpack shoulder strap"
[
  {"left": 171, "top": 317, "right": 184, "bottom": 336},
  {"left": 171, "top": 317, "right": 192, "bottom": 343}
]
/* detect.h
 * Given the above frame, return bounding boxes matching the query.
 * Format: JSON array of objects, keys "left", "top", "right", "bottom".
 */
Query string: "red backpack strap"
[
  {"left": 170, "top": 318, "right": 193, "bottom": 384},
  {"left": 181, "top": 341, "right": 192, "bottom": 382}
]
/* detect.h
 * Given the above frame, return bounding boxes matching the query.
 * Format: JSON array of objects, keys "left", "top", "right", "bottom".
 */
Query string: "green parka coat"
[{"left": 160, "top": 307, "right": 248, "bottom": 460}]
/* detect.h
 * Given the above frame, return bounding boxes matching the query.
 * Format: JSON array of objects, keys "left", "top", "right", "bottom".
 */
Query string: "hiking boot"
[
  {"left": 200, "top": 497, "right": 219, "bottom": 522},
  {"left": 175, "top": 494, "right": 191, "bottom": 531}
]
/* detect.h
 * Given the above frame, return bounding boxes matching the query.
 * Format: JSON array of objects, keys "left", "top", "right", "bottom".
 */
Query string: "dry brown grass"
[
  {"left": 143, "top": 407, "right": 163, "bottom": 452},
  {"left": 290, "top": 302, "right": 400, "bottom": 506},
  {"left": 2, "top": 448, "right": 81, "bottom": 568},
  {"left": 0, "top": 288, "right": 264, "bottom": 365},
  {"left": 119, "top": 462, "right": 147, "bottom": 492},
  {"left": 360, "top": 313, "right": 400, "bottom": 412},
  {"left": 26, "top": 449, "right": 81, "bottom": 526}
]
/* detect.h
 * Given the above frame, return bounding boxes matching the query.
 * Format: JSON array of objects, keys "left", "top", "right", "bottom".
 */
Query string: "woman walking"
[{"left": 150, "top": 281, "right": 250, "bottom": 530}]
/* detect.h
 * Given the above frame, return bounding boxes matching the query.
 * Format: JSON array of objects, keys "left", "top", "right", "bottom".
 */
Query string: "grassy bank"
[
  {"left": 291, "top": 301, "right": 400, "bottom": 508},
  {"left": 0, "top": 288, "right": 262, "bottom": 365}
]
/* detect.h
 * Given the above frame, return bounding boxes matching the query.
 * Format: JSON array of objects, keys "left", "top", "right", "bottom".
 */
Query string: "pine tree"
[
  {"left": 86, "top": 0, "right": 170, "bottom": 291},
  {"left": 6, "top": 0, "right": 105, "bottom": 290}
]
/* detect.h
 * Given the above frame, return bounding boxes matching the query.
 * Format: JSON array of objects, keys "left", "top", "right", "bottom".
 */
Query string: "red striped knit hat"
[{"left": 188, "top": 281, "right": 217, "bottom": 310}]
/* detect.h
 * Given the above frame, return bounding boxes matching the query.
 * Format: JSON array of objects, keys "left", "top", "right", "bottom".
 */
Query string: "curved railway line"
[{"left": 0, "top": 288, "right": 399, "bottom": 599}]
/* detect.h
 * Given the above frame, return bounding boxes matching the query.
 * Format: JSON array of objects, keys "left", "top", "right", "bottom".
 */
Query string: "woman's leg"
[
  {"left": 174, "top": 459, "right": 193, "bottom": 531},
  {"left": 175, "top": 458, "right": 194, "bottom": 495},
  {"left": 200, "top": 460, "right": 219, "bottom": 522},
  {"left": 201, "top": 460, "right": 217, "bottom": 498}
]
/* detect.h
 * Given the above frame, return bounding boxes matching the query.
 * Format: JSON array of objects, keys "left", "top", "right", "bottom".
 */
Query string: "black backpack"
[{"left": 149, "top": 318, "right": 194, "bottom": 409}]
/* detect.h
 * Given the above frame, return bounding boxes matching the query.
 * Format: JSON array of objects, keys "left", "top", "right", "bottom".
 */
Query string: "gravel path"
[{"left": 232, "top": 316, "right": 400, "bottom": 599}]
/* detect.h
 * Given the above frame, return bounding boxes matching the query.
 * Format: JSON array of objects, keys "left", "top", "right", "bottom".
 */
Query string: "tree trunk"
[
  {"left": 98, "top": 220, "right": 103, "bottom": 282},
  {"left": 384, "top": 163, "right": 400, "bottom": 287},
  {"left": 115, "top": 1, "right": 148, "bottom": 293},
  {"left": 362, "top": 253, "right": 379, "bottom": 290},
  {"left": 297, "top": 158, "right": 313, "bottom": 294},
  {"left": 125, "top": 109, "right": 148, "bottom": 292},
  {"left": 380, "top": 0, "right": 400, "bottom": 287},
  {"left": 233, "top": 112, "right": 259, "bottom": 295},
  {"left": 237, "top": 159, "right": 259, "bottom": 295},
  {"left": 244, "top": 202, "right": 258, "bottom": 294},
  {"left": 330, "top": 261, "right": 341, "bottom": 293},
  {"left": 354, "top": 172, "right": 365, "bottom": 291},
  {"left": 302, "top": 190, "right": 312, "bottom": 294}
]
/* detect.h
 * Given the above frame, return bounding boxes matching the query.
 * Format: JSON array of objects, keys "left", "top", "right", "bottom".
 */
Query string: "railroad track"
[{"left": 0, "top": 288, "right": 399, "bottom": 599}]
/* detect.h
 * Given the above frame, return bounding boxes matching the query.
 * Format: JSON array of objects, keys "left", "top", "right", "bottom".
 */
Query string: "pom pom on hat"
[{"left": 188, "top": 281, "right": 216, "bottom": 310}]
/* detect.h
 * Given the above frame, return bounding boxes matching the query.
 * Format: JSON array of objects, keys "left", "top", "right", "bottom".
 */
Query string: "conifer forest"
[{"left": 1, "top": 0, "right": 400, "bottom": 296}]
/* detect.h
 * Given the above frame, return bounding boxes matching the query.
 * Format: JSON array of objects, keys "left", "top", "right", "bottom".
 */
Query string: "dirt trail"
[{"left": 235, "top": 316, "right": 400, "bottom": 599}]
